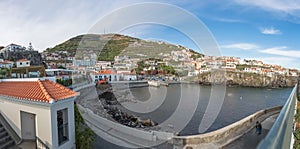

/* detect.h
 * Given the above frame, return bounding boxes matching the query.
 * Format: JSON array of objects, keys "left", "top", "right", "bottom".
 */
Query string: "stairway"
[{"left": 0, "top": 122, "right": 15, "bottom": 149}]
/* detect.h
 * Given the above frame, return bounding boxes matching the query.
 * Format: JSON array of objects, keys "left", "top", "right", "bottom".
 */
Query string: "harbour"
[{"left": 75, "top": 83, "right": 293, "bottom": 148}]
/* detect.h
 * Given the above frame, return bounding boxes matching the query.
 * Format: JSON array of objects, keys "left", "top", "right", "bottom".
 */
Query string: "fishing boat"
[{"left": 148, "top": 80, "right": 160, "bottom": 87}]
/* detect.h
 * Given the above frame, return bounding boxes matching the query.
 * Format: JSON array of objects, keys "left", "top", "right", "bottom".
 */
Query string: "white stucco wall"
[
  {"left": 0, "top": 97, "right": 52, "bottom": 146},
  {"left": 0, "top": 96, "right": 76, "bottom": 149},
  {"left": 51, "top": 99, "right": 76, "bottom": 149},
  {"left": 16, "top": 61, "right": 30, "bottom": 68}
]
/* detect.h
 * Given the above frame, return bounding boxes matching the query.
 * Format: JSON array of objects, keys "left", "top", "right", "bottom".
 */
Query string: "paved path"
[{"left": 223, "top": 114, "right": 278, "bottom": 149}]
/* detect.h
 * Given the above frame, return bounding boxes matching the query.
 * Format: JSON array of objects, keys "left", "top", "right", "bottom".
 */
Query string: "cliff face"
[{"left": 198, "top": 70, "right": 298, "bottom": 88}]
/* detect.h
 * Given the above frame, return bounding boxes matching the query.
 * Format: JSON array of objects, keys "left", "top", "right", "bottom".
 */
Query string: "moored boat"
[{"left": 148, "top": 80, "right": 160, "bottom": 87}]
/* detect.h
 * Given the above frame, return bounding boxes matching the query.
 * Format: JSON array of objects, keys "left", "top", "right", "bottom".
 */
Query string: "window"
[
  {"left": 20, "top": 62, "right": 22, "bottom": 65},
  {"left": 57, "top": 108, "right": 69, "bottom": 145}
]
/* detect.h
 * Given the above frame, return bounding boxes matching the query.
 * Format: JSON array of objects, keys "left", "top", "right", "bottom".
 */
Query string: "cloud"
[
  {"left": 260, "top": 46, "right": 300, "bottom": 58},
  {"left": 221, "top": 43, "right": 259, "bottom": 50},
  {"left": 234, "top": 0, "right": 300, "bottom": 13},
  {"left": 0, "top": 0, "right": 144, "bottom": 51},
  {"left": 246, "top": 56, "right": 299, "bottom": 69},
  {"left": 260, "top": 27, "right": 281, "bottom": 35},
  {"left": 234, "top": 0, "right": 300, "bottom": 23},
  {"left": 208, "top": 17, "right": 244, "bottom": 23}
]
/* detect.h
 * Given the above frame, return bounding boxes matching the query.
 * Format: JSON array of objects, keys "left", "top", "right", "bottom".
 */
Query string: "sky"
[{"left": 0, "top": 0, "right": 299, "bottom": 69}]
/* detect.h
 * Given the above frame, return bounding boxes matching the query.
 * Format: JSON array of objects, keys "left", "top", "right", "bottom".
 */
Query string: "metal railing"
[
  {"left": 0, "top": 112, "right": 21, "bottom": 144},
  {"left": 257, "top": 84, "right": 298, "bottom": 149},
  {"left": 36, "top": 136, "right": 50, "bottom": 149}
]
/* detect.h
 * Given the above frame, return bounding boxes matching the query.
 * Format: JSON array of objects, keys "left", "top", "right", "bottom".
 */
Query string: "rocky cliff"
[{"left": 198, "top": 70, "right": 298, "bottom": 88}]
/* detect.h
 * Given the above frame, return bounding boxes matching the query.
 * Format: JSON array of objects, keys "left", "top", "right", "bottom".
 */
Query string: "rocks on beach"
[{"left": 96, "top": 84, "right": 157, "bottom": 128}]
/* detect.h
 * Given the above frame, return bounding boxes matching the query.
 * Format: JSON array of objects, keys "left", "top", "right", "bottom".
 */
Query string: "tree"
[
  {"left": 75, "top": 105, "right": 95, "bottom": 149},
  {"left": 136, "top": 60, "right": 149, "bottom": 74},
  {"left": 57, "top": 65, "right": 66, "bottom": 69},
  {"left": 158, "top": 64, "right": 175, "bottom": 75}
]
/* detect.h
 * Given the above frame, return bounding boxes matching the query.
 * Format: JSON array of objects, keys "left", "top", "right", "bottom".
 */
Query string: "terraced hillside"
[{"left": 45, "top": 34, "right": 198, "bottom": 61}]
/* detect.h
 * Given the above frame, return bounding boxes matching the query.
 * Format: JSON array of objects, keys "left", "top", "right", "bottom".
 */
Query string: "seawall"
[
  {"left": 75, "top": 84, "right": 174, "bottom": 148},
  {"left": 173, "top": 106, "right": 282, "bottom": 149},
  {"left": 77, "top": 104, "right": 174, "bottom": 147},
  {"left": 109, "top": 80, "right": 149, "bottom": 89}
]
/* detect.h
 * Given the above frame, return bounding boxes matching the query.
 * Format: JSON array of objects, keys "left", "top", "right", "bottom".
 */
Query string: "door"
[{"left": 20, "top": 111, "right": 36, "bottom": 140}]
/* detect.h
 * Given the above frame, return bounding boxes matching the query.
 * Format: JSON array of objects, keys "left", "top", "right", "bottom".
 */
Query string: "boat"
[
  {"left": 148, "top": 80, "right": 160, "bottom": 87},
  {"left": 159, "top": 81, "right": 169, "bottom": 87}
]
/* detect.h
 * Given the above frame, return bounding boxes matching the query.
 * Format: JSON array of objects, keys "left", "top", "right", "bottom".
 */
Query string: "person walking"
[{"left": 256, "top": 121, "right": 262, "bottom": 135}]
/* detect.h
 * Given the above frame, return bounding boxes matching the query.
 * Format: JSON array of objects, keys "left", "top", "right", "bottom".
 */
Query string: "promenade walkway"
[{"left": 223, "top": 114, "right": 278, "bottom": 149}]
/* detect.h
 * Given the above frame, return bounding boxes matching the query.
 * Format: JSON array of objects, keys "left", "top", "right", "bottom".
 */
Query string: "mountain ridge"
[{"left": 44, "top": 33, "right": 199, "bottom": 61}]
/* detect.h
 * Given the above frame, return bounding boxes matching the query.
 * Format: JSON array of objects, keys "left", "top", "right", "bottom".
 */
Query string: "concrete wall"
[
  {"left": 173, "top": 106, "right": 282, "bottom": 149},
  {"left": 77, "top": 104, "right": 174, "bottom": 146}
]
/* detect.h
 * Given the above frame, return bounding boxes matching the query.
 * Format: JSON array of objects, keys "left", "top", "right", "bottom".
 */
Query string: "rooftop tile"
[{"left": 0, "top": 79, "right": 78, "bottom": 103}]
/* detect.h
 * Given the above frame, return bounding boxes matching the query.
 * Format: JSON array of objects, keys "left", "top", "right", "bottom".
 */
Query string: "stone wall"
[{"left": 173, "top": 106, "right": 282, "bottom": 149}]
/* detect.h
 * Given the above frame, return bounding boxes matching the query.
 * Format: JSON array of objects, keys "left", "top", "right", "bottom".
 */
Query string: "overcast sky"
[{"left": 1, "top": 0, "right": 300, "bottom": 69}]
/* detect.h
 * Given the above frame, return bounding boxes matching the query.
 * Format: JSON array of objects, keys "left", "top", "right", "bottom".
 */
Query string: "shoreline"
[
  {"left": 107, "top": 80, "right": 294, "bottom": 89},
  {"left": 198, "top": 82, "right": 295, "bottom": 89}
]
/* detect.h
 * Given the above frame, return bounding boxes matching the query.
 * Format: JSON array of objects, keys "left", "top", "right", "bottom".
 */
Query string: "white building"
[
  {"left": 0, "top": 78, "right": 79, "bottom": 149},
  {"left": 0, "top": 43, "right": 26, "bottom": 53},
  {"left": 90, "top": 70, "right": 119, "bottom": 83},
  {"left": 199, "top": 67, "right": 211, "bottom": 74},
  {"left": 72, "top": 57, "right": 97, "bottom": 67},
  {"left": 16, "top": 59, "right": 30, "bottom": 68},
  {"left": 117, "top": 71, "right": 137, "bottom": 81},
  {"left": 90, "top": 70, "right": 137, "bottom": 83},
  {"left": 188, "top": 70, "right": 200, "bottom": 76},
  {"left": 0, "top": 60, "right": 14, "bottom": 69},
  {"left": 45, "top": 69, "right": 73, "bottom": 81}
]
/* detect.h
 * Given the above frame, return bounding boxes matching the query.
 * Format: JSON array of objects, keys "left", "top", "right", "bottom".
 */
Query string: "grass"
[
  {"left": 294, "top": 102, "right": 300, "bottom": 149},
  {"left": 97, "top": 37, "right": 132, "bottom": 61},
  {"left": 75, "top": 105, "right": 95, "bottom": 149}
]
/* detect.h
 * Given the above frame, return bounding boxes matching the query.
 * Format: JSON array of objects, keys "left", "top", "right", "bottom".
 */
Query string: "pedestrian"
[{"left": 256, "top": 121, "right": 262, "bottom": 135}]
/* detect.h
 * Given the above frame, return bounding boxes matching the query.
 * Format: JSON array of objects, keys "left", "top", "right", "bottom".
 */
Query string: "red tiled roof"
[
  {"left": 0, "top": 62, "right": 11, "bottom": 65},
  {"left": 3, "top": 60, "right": 13, "bottom": 63},
  {"left": 17, "top": 59, "right": 29, "bottom": 62},
  {"left": 0, "top": 79, "right": 79, "bottom": 103},
  {"left": 92, "top": 70, "right": 116, "bottom": 75}
]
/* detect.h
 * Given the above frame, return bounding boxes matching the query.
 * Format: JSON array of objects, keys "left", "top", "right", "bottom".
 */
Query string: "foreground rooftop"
[{"left": 0, "top": 78, "right": 79, "bottom": 103}]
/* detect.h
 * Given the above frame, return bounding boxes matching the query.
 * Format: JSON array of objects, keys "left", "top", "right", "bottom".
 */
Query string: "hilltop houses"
[
  {"left": 0, "top": 60, "right": 14, "bottom": 69},
  {"left": 0, "top": 44, "right": 26, "bottom": 52},
  {"left": 0, "top": 43, "right": 42, "bottom": 66},
  {"left": 16, "top": 59, "right": 31, "bottom": 68}
]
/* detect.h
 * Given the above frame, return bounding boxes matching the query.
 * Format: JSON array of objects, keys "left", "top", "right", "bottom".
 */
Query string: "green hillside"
[
  {"left": 45, "top": 34, "right": 201, "bottom": 61},
  {"left": 45, "top": 34, "right": 138, "bottom": 61}
]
